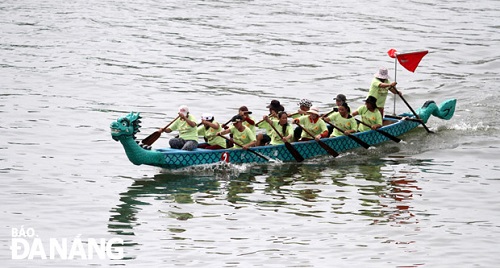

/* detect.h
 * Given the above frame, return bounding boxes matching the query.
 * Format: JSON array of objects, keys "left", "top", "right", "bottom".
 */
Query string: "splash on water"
[
  {"left": 157, "top": 161, "right": 260, "bottom": 180},
  {"left": 449, "top": 121, "right": 491, "bottom": 131}
]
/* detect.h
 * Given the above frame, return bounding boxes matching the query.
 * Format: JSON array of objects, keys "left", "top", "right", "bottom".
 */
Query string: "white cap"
[
  {"left": 308, "top": 106, "right": 320, "bottom": 115},
  {"left": 201, "top": 113, "right": 214, "bottom": 121},
  {"left": 179, "top": 105, "right": 189, "bottom": 116}
]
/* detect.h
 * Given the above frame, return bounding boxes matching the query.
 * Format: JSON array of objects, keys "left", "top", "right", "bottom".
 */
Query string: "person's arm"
[
  {"left": 180, "top": 113, "right": 197, "bottom": 127},
  {"left": 346, "top": 119, "right": 358, "bottom": 135},
  {"left": 378, "top": 81, "right": 397, "bottom": 89},
  {"left": 264, "top": 115, "right": 272, "bottom": 124},
  {"left": 217, "top": 128, "right": 231, "bottom": 136},
  {"left": 297, "top": 109, "right": 308, "bottom": 115},
  {"left": 185, "top": 118, "right": 197, "bottom": 127},
  {"left": 202, "top": 120, "right": 219, "bottom": 130},
  {"left": 283, "top": 125, "right": 293, "bottom": 142},
  {"left": 388, "top": 85, "right": 401, "bottom": 95},
  {"left": 243, "top": 115, "right": 255, "bottom": 125},
  {"left": 242, "top": 140, "right": 256, "bottom": 150},
  {"left": 371, "top": 112, "right": 383, "bottom": 130},
  {"left": 242, "top": 128, "right": 257, "bottom": 149},
  {"left": 351, "top": 111, "right": 359, "bottom": 117},
  {"left": 314, "top": 130, "right": 328, "bottom": 140},
  {"left": 344, "top": 129, "right": 356, "bottom": 135}
]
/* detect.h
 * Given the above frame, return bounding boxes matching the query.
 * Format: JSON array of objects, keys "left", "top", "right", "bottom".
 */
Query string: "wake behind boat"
[{"left": 110, "top": 99, "right": 456, "bottom": 169}]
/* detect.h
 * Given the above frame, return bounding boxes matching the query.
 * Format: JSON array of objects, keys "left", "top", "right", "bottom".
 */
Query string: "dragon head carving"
[{"left": 110, "top": 112, "right": 141, "bottom": 141}]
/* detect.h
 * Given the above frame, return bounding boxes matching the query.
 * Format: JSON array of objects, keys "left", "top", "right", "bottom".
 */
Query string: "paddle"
[
  {"left": 355, "top": 119, "right": 401, "bottom": 143},
  {"left": 320, "top": 109, "right": 337, "bottom": 119},
  {"left": 267, "top": 120, "right": 304, "bottom": 162},
  {"left": 385, "top": 114, "right": 424, "bottom": 123},
  {"left": 391, "top": 87, "right": 433, "bottom": 133},
  {"left": 217, "top": 134, "right": 273, "bottom": 162},
  {"left": 322, "top": 120, "right": 370, "bottom": 149},
  {"left": 294, "top": 122, "right": 339, "bottom": 157},
  {"left": 141, "top": 115, "right": 180, "bottom": 146},
  {"left": 220, "top": 118, "right": 233, "bottom": 129},
  {"left": 255, "top": 114, "right": 273, "bottom": 127}
]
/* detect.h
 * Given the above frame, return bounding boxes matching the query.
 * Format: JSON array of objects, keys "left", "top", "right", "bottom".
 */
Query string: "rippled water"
[{"left": 2, "top": 0, "right": 500, "bottom": 267}]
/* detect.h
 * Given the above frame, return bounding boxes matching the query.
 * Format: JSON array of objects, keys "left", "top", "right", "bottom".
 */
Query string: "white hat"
[
  {"left": 179, "top": 105, "right": 189, "bottom": 116},
  {"left": 374, "top": 67, "right": 390, "bottom": 80},
  {"left": 201, "top": 113, "right": 214, "bottom": 121},
  {"left": 308, "top": 106, "right": 320, "bottom": 115}
]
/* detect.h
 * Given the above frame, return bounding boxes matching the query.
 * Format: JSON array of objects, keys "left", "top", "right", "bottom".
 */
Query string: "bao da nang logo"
[{"left": 11, "top": 226, "right": 124, "bottom": 260}]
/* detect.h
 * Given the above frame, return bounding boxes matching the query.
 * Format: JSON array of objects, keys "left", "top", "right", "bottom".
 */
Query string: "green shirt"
[
  {"left": 229, "top": 125, "right": 256, "bottom": 149},
  {"left": 356, "top": 105, "right": 382, "bottom": 132},
  {"left": 268, "top": 120, "right": 294, "bottom": 145},
  {"left": 368, "top": 77, "right": 391, "bottom": 108},
  {"left": 256, "top": 116, "right": 275, "bottom": 133},
  {"left": 197, "top": 121, "right": 226, "bottom": 148},
  {"left": 242, "top": 115, "right": 256, "bottom": 134},
  {"left": 169, "top": 114, "right": 198, "bottom": 141},
  {"left": 327, "top": 112, "right": 358, "bottom": 137},
  {"left": 297, "top": 115, "right": 328, "bottom": 139}
]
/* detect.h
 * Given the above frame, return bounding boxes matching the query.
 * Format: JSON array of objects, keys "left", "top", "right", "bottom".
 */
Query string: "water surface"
[{"left": 2, "top": 0, "right": 500, "bottom": 267}]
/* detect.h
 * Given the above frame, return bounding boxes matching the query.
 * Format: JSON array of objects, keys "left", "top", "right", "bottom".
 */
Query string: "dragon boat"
[{"left": 110, "top": 99, "right": 456, "bottom": 169}]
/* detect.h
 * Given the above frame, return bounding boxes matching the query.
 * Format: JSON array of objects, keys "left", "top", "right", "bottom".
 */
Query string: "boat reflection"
[{"left": 108, "top": 159, "right": 422, "bottom": 254}]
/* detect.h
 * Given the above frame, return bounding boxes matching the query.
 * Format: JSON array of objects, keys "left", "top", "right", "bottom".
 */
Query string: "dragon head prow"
[{"left": 110, "top": 112, "right": 142, "bottom": 141}]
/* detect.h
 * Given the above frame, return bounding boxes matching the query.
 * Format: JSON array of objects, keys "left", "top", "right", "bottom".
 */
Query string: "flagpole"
[{"left": 393, "top": 55, "right": 397, "bottom": 115}]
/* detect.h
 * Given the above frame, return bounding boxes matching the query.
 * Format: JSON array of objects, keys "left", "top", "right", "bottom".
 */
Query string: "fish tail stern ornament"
[{"left": 417, "top": 99, "right": 457, "bottom": 123}]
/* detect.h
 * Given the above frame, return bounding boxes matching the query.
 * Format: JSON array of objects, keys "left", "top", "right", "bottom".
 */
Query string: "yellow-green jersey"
[
  {"left": 169, "top": 114, "right": 198, "bottom": 141},
  {"left": 268, "top": 120, "right": 294, "bottom": 145},
  {"left": 326, "top": 112, "right": 358, "bottom": 137},
  {"left": 197, "top": 122, "right": 226, "bottom": 148},
  {"left": 296, "top": 115, "right": 328, "bottom": 139},
  {"left": 356, "top": 105, "right": 382, "bottom": 132},
  {"left": 242, "top": 115, "right": 256, "bottom": 134},
  {"left": 229, "top": 125, "right": 256, "bottom": 149},
  {"left": 368, "top": 77, "right": 391, "bottom": 108}
]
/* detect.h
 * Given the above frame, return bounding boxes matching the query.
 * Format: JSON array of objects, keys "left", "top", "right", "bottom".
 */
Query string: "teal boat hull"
[
  {"left": 151, "top": 116, "right": 416, "bottom": 169},
  {"left": 110, "top": 99, "right": 456, "bottom": 169}
]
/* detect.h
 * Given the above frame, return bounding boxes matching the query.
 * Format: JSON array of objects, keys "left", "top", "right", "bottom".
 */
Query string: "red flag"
[
  {"left": 387, "top": 48, "right": 397, "bottom": 58},
  {"left": 395, "top": 50, "right": 428, "bottom": 72}
]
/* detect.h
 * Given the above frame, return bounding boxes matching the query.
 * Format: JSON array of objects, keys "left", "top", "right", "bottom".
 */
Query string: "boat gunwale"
[{"left": 153, "top": 116, "right": 412, "bottom": 156}]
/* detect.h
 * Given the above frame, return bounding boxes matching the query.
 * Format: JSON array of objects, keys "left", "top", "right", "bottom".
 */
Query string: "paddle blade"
[
  {"left": 141, "top": 131, "right": 161, "bottom": 146},
  {"left": 317, "top": 140, "right": 339, "bottom": 157},
  {"left": 348, "top": 135, "right": 370, "bottom": 149},
  {"left": 248, "top": 149, "right": 271, "bottom": 162},
  {"left": 285, "top": 142, "right": 304, "bottom": 162}
]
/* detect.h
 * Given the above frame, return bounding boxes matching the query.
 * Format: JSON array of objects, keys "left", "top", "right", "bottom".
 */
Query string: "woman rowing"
[
  {"left": 217, "top": 115, "right": 256, "bottom": 150},
  {"left": 293, "top": 106, "right": 329, "bottom": 141},
  {"left": 323, "top": 102, "right": 358, "bottom": 137},
  {"left": 263, "top": 111, "right": 293, "bottom": 145},
  {"left": 290, "top": 99, "right": 312, "bottom": 142},
  {"left": 197, "top": 113, "right": 226, "bottom": 150},
  {"left": 256, "top": 100, "right": 284, "bottom": 146},
  {"left": 162, "top": 105, "right": 198, "bottom": 151},
  {"left": 352, "top": 96, "right": 382, "bottom": 132},
  {"left": 367, "top": 67, "right": 399, "bottom": 117},
  {"left": 238, "top": 106, "right": 256, "bottom": 134}
]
